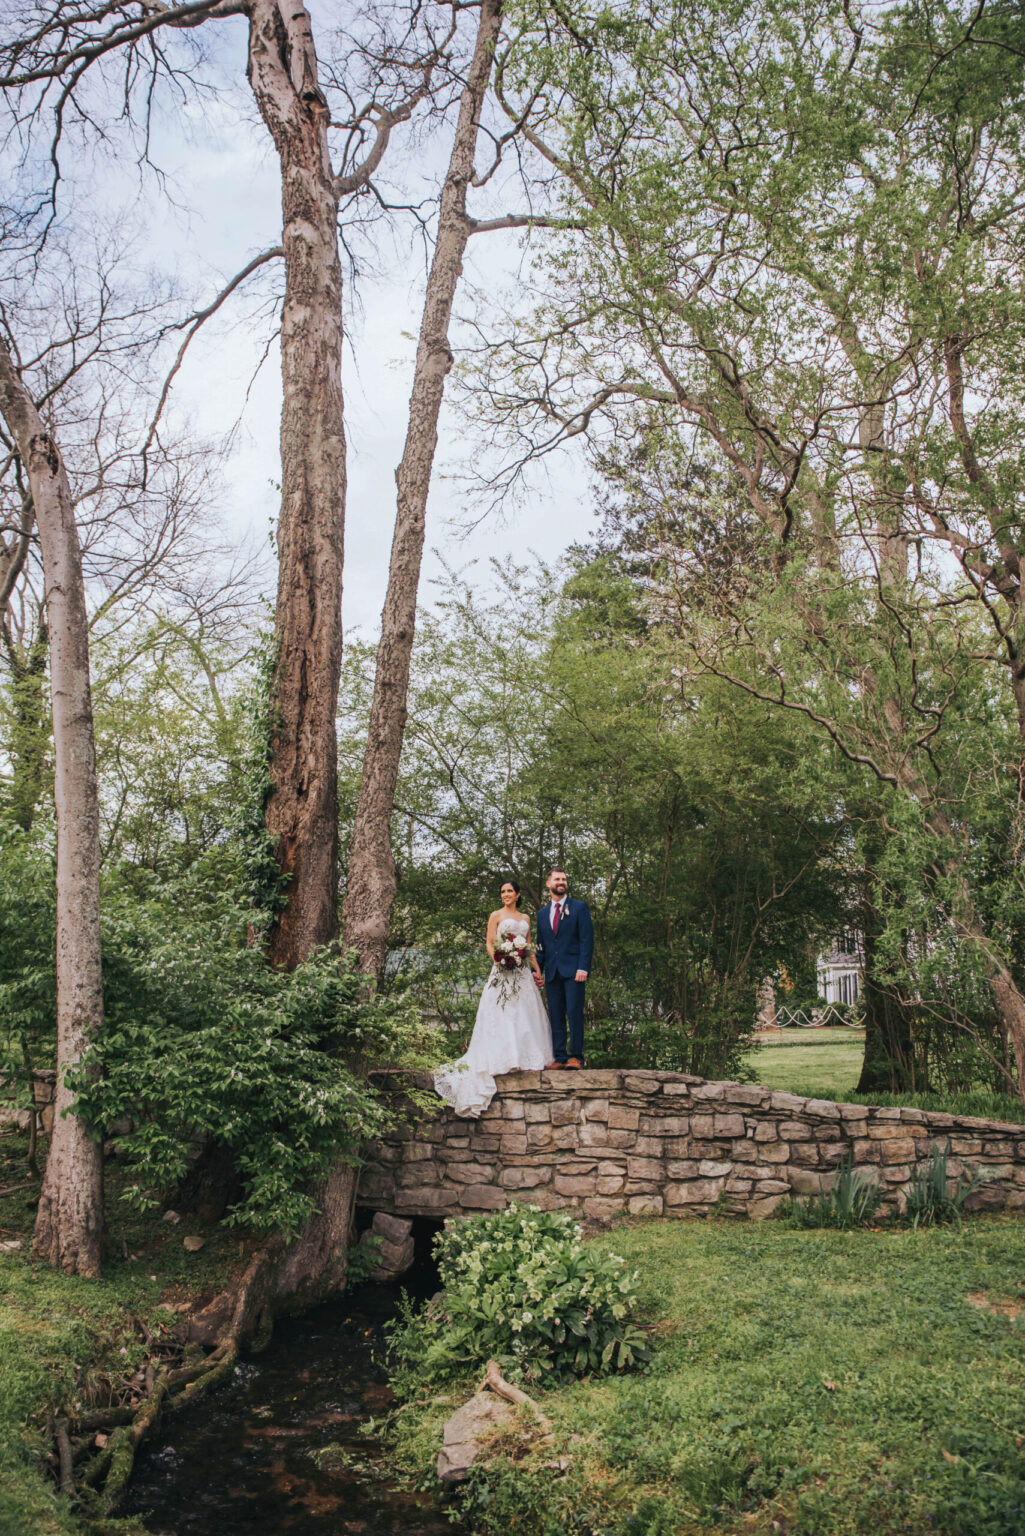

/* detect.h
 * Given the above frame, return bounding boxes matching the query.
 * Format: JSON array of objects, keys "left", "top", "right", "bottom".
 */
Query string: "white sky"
[{"left": 110, "top": 15, "right": 595, "bottom": 637}]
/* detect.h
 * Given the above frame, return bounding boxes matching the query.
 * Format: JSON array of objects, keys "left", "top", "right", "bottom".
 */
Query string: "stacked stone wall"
[{"left": 357, "top": 1069, "right": 1025, "bottom": 1223}]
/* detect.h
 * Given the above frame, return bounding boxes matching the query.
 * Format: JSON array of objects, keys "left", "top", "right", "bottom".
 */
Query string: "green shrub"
[
  {"left": 782, "top": 1154, "right": 884, "bottom": 1230},
  {"left": 63, "top": 873, "right": 431, "bottom": 1237},
  {"left": 69, "top": 935, "right": 400, "bottom": 1237},
  {"left": 388, "top": 1205, "right": 649, "bottom": 1384},
  {"left": 903, "top": 1142, "right": 978, "bottom": 1228}
]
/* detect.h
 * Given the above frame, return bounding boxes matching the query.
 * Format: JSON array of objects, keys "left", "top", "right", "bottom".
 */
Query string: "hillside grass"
[
  {"left": 392, "top": 1217, "right": 1025, "bottom": 1536},
  {"left": 742, "top": 1031, "right": 1024, "bottom": 1123},
  {"left": 0, "top": 1125, "right": 239, "bottom": 1536}
]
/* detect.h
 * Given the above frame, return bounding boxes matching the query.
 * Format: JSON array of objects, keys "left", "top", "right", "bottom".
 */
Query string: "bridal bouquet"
[
  {"left": 494, "top": 932, "right": 531, "bottom": 971},
  {"left": 490, "top": 930, "right": 533, "bottom": 1005}
]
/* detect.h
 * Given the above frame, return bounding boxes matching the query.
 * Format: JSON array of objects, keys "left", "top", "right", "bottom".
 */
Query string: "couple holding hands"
[{"left": 434, "top": 868, "right": 594, "bottom": 1118}]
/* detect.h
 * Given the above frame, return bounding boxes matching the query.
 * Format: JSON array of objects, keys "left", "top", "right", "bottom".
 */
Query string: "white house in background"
[{"left": 816, "top": 930, "right": 864, "bottom": 1005}]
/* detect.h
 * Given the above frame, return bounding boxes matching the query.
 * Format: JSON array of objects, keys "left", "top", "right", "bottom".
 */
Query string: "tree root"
[
  {"left": 76, "top": 1403, "right": 143, "bottom": 1432},
  {"left": 483, "top": 1360, "right": 554, "bottom": 1439},
  {"left": 56, "top": 1162, "right": 361, "bottom": 1527},
  {"left": 164, "top": 1339, "right": 239, "bottom": 1417},
  {"left": 93, "top": 1372, "right": 169, "bottom": 1515},
  {"left": 55, "top": 1417, "right": 73, "bottom": 1497},
  {"left": 71, "top": 1339, "right": 236, "bottom": 1524}
]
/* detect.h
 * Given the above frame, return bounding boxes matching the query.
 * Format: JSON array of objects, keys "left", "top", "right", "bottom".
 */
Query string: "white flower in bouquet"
[{"left": 490, "top": 925, "right": 533, "bottom": 1005}]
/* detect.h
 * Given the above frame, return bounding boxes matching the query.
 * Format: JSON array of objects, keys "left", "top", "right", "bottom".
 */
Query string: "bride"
[{"left": 434, "top": 879, "right": 553, "bottom": 1117}]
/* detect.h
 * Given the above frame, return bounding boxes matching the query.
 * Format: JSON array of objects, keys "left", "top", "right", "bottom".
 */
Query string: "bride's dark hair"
[{"left": 500, "top": 878, "right": 523, "bottom": 908}]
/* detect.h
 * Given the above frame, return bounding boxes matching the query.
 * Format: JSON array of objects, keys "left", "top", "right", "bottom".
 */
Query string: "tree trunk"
[
  {"left": 247, "top": 0, "right": 346, "bottom": 971},
  {"left": 188, "top": 1160, "right": 359, "bottom": 1352},
  {"left": 988, "top": 961, "right": 1025, "bottom": 1093},
  {"left": 343, "top": 0, "right": 504, "bottom": 977},
  {"left": 857, "top": 981, "right": 916, "bottom": 1094},
  {"left": 856, "top": 897, "right": 915, "bottom": 1094},
  {"left": 0, "top": 338, "right": 104, "bottom": 1277},
  {"left": 215, "top": 0, "right": 359, "bottom": 1323}
]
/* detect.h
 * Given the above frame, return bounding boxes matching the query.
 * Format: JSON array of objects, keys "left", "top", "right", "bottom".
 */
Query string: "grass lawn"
[
  {"left": 393, "top": 1217, "right": 1025, "bottom": 1536},
  {"left": 741, "top": 1031, "right": 1025, "bottom": 1123},
  {"left": 743, "top": 1029, "right": 866, "bottom": 1098},
  {"left": 0, "top": 1126, "right": 239, "bottom": 1536}
]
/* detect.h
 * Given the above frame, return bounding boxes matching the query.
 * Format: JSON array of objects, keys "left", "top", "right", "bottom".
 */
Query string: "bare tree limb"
[{"left": 140, "top": 245, "right": 283, "bottom": 475}]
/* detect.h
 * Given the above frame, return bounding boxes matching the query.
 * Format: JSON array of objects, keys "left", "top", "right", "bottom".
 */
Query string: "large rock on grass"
[{"left": 436, "top": 1391, "right": 518, "bottom": 1483}]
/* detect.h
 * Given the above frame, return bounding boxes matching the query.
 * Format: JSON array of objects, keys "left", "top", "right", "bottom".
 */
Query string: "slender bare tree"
[
  {"left": 343, "top": 0, "right": 505, "bottom": 977},
  {"left": 1, "top": 0, "right": 447, "bottom": 972},
  {"left": 0, "top": 335, "right": 104, "bottom": 1275},
  {"left": 0, "top": 242, "right": 270, "bottom": 830}
]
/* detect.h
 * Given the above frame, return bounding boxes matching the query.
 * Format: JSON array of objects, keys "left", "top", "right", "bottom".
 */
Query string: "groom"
[{"left": 535, "top": 867, "right": 594, "bottom": 1069}]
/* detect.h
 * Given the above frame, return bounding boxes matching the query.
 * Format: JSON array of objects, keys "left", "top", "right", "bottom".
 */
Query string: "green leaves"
[
  {"left": 65, "top": 901, "right": 423, "bottom": 1236},
  {"left": 783, "top": 1153, "right": 886, "bottom": 1230},
  {"left": 387, "top": 1204, "right": 649, "bottom": 1384}
]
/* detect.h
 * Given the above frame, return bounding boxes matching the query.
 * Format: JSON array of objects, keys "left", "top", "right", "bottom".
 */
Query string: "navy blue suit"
[{"left": 535, "top": 897, "right": 594, "bottom": 1063}]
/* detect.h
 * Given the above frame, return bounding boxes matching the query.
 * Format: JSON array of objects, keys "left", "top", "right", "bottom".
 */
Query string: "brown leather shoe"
[
  {"left": 566, "top": 1057, "right": 583, "bottom": 1069},
  {"left": 544, "top": 1061, "right": 566, "bottom": 1070}
]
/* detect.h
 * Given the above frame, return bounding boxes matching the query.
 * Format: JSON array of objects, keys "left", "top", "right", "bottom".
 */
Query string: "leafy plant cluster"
[
  {"left": 782, "top": 1155, "right": 885, "bottom": 1231},
  {"left": 783, "top": 1146, "right": 979, "bottom": 1232},
  {"left": 388, "top": 1204, "right": 649, "bottom": 1385},
  {"left": 0, "top": 847, "right": 428, "bottom": 1235},
  {"left": 67, "top": 896, "right": 428, "bottom": 1237},
  {"left": 904, "top": 1145, "right": 980, "bottom": 1230}
]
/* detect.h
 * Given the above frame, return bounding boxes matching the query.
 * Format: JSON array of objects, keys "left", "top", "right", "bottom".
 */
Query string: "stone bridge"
[{"left": 357, "top": 1069, "right": 1025, "bottom": 1223}]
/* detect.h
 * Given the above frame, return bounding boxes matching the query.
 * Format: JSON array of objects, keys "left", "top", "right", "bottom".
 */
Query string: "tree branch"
[
  {"left": 140, "top": 246, "right": 283, "bottom": 478},
  {"left": 468, "top": 213, "right": 584, "bottom": 234}
]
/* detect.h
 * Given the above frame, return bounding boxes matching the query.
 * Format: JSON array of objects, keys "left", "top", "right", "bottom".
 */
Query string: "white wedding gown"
[{"left": 434, "top": 916, "right": 554, "bottom": 1117}]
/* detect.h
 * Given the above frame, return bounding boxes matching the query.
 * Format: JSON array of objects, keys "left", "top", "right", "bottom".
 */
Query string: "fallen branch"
[
  {"left": 75, "top": 1403, "right": 138, "bottom": 1432},
  {"left": 55, "top": 1417, "right": 73, "bottom": 1498},
  {"left": 483, "top": 1359, "right": 553, "bottom": 1436},
  {"left": 164, "top": 1339, "right": 239, "bottom": 1416}
]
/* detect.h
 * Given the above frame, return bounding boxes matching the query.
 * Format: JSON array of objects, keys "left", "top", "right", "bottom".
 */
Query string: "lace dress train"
[{"left": 434, "top": 919, "right": 553, "bottom": 1117}]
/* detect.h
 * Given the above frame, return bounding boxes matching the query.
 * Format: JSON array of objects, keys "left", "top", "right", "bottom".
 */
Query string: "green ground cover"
[
  {"left": 0, "top": 1127, "right": 238, "bottom": 1536},
  {"left": 392, "top": 1217, "right": 1025, "bottom": 1536},
  {"left": 4, "top": 1037, "right": 1023, "bottom": 1536},
  {"left": 742, "top": 1032, "right": 1024, "bottom": 1123}
]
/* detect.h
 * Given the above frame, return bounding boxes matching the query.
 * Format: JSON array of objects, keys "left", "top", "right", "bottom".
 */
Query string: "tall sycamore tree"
[{"left": 0, "top": 338, "right": 104, "bottom": 1275}]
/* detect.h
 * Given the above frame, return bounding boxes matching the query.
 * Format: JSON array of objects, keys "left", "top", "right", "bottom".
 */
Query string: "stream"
[{"left": 122, "top": 1234, "right": 460, "bottom": 1536}]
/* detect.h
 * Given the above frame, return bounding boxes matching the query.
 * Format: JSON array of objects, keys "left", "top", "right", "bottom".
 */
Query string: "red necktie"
[{"left": 552, "top": 901, "right": 561, "bottom": 934}]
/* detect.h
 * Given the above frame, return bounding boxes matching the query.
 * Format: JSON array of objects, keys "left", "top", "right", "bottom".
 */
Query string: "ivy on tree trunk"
[{"left": 246, "top": 0, "right": 346, "bottom": 972}]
